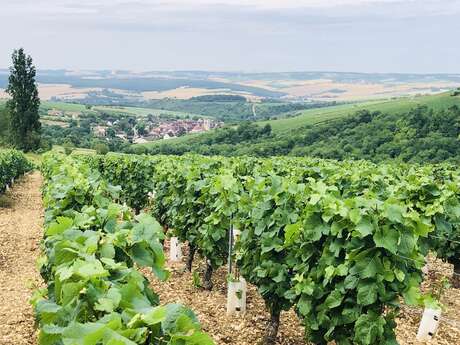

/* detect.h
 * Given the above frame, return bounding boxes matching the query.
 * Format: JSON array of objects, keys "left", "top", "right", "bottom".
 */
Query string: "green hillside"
[
  {"left": 134, "top": 91, "right": 460, "bottom": 163},
  {"left": 138, "top": 91, "right": 460, "bottom": 149},
  {"left": 261, "top": 92, "right": 460, "bottom": 133},
  {"left": 41, "top": 101, "right": 88, "bottom": 112},
  {"left": 38, "top": 102, "right": 207, "bottom": 119},
  {"left": 92, "top": 105, "right": 207, "bottom": 119}
]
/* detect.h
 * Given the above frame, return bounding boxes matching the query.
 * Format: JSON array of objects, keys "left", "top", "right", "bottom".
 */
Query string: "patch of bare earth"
[
  {"left": 145, "top": 240, "right": 460, "bottom": 345},
  {"left": 0, "top": 172, "right": 43, "bottom": 345}
]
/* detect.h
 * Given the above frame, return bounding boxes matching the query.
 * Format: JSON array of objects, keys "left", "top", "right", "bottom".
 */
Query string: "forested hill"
[
  {"left": 289, "top": 105, "right": 460, "bottom": 162},
  {"left": 139, "top": 103, "right": 460, "bottom": 164}
]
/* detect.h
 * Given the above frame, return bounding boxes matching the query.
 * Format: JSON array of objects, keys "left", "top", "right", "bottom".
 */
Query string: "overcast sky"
[{"left": 0, "top": 0, "right": 459, "bottom": 73}]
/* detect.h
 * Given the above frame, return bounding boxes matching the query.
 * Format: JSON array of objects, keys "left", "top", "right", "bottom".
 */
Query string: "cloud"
[
  {"left": 3, "top": 0, "right": 457, "bottom": 15},
  {"left": 0, "top": 0, "right": 459, "bottom": 72},
  {"left": 3, "top": 0, "right": 460, "bottom": 21},
  {"left": 165, "top": 0, "right": 411, "bottom": 9}
]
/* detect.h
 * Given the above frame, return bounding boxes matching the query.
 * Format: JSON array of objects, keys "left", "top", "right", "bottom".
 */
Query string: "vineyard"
[
  {"left": 1, "top": 150, "right": 459, "bottom": 344},
  {"left": 0, "top": 150, "right": 33, "bottom": 194},
  {"left": 34, "top": 151, "right": 459, "bottom": 345},
  {"left": 2, "top": 2, "right": 460, "bottom": 344},
  {"left": 33, "top": 153, "right": 214, "bottom": 344}
]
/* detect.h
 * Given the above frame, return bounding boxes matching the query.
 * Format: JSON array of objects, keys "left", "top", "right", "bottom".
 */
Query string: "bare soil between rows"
[{"left": 0, "top": 172, "right": 43, "bottom": 345}]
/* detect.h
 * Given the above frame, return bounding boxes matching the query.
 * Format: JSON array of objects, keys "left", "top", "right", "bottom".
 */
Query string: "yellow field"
[{"left": 142, "top": 87, "right": 261, "bottom": 101}]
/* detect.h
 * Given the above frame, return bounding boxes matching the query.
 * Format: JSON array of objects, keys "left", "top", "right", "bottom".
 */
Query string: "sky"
[{"left": 0, "top": 0, "right": 459, "bottom": 73}]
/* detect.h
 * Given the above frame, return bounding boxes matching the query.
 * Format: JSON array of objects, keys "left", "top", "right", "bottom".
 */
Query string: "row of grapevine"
[
  {"left": 0, "top": 149, "right": 33, "bottom": 193},
  {"left": 78, "top": 152, "right": 460, "bottom": 345},
  {"left": 84, "top": 154, "right": 157, "bottom": 213},
  {"left": 34, "top": 153, "right": 214, "bottom": 345}
]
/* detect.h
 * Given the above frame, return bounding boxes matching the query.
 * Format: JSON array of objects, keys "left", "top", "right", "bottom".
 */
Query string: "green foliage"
[
  {"left": 36, "top": 152, "right": 215, "bottom": 345},
  {"left": 6, "top": 48, "right": 41, "bottom": 151},
  {"left": 192, "top": 271, "right": 202, "bottom": 289},
  {"left": 0, "top": 150, "right": 34, "bottom": 193},
  {"left": 289, "top": 106, "right": 460, "bottom": 163},
  {"left": 69, "top": 152, "right": 460, "bottom": 344},
  {"left": 236, "top": 174, "right": 299, "bottom": 318},
  {"left": 261, "top": 92, "right": 460, "bottom": 132},
  {"left": 0, "top": 107, "right": 10, "bottom": 146},
  {"left": 140, "top": 98, "right": 329, "bottom": 122},
  {"left": 143, "top": 105, "right": 460, "bottom": 164},
  {"left": 284, "top": 186, "right": 422, "bottom": 344},
  {"left": 82, "top": 154, "right": 156, "bottom": 213},
  {"left": 93, "top": 142, "right": 110, "bottom": 155},
  {"left": 149, "top": 156, "right": 231, "bottom": 271},
  {"left": 62, "top": 141, "right": 74, "bottom": 155}
]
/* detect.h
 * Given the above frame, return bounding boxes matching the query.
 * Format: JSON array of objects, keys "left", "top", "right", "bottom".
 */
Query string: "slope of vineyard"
[
  {"left": 33, "top": 154, "right": 214, "bottom": 344},
  {"left": 2, "top": 150, "right": 459, "bottom": 344},
  {"left": 75, "top": 152, "right": 460, "bottom": 345}
]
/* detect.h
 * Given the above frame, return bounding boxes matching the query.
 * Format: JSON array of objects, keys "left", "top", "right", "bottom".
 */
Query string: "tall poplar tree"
[{"left": 6, "top": 48, "right": 41, "bottom": 151}]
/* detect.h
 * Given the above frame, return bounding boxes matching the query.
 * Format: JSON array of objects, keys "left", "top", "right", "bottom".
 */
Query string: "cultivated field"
[
  {"left": 142, "top": 87, "right": 261, "bottom": 101},
  {"left": 3, "top": 70, "right": 459, "bottom": 103},
  {"left": 92, "top": 105, "right": 207, "bottom": 118},
  {"left": 237, "top": 79, "right": 460, "bottom": 101}
]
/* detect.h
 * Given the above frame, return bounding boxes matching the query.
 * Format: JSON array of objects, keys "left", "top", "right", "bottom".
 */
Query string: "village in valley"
[
  {"left": 92, "top": 117, "right": 219, "bottom": 144},
  {"left": 44, "top": 106, "right": 222, "bottom": 144}
]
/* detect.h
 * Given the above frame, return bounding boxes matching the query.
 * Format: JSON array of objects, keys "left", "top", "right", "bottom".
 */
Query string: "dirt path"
[{"left": 0, "top": 172, "right": 42, "bottom": 345}]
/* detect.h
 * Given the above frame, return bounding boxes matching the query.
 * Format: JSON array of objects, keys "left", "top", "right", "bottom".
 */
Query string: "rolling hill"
[
  {"left": 260, "top": 92, "right": 460, "bottom": 133},
  {"left": 138, "top": 91, "right": 460, "bottom": 148},
  {"left": 134, "top": 91, "right": 460, "bottom": 164}
]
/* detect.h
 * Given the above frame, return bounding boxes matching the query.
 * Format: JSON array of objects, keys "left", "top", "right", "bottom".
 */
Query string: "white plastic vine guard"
[
  {"left": 169, "top": 237, "right": 183, "bottom": 262},
  {"left": 416, "top": 308, "right": 441, "bottom": 341},
  {"left": 226, "top": 277, "right": 247, "bottom": 315}
]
